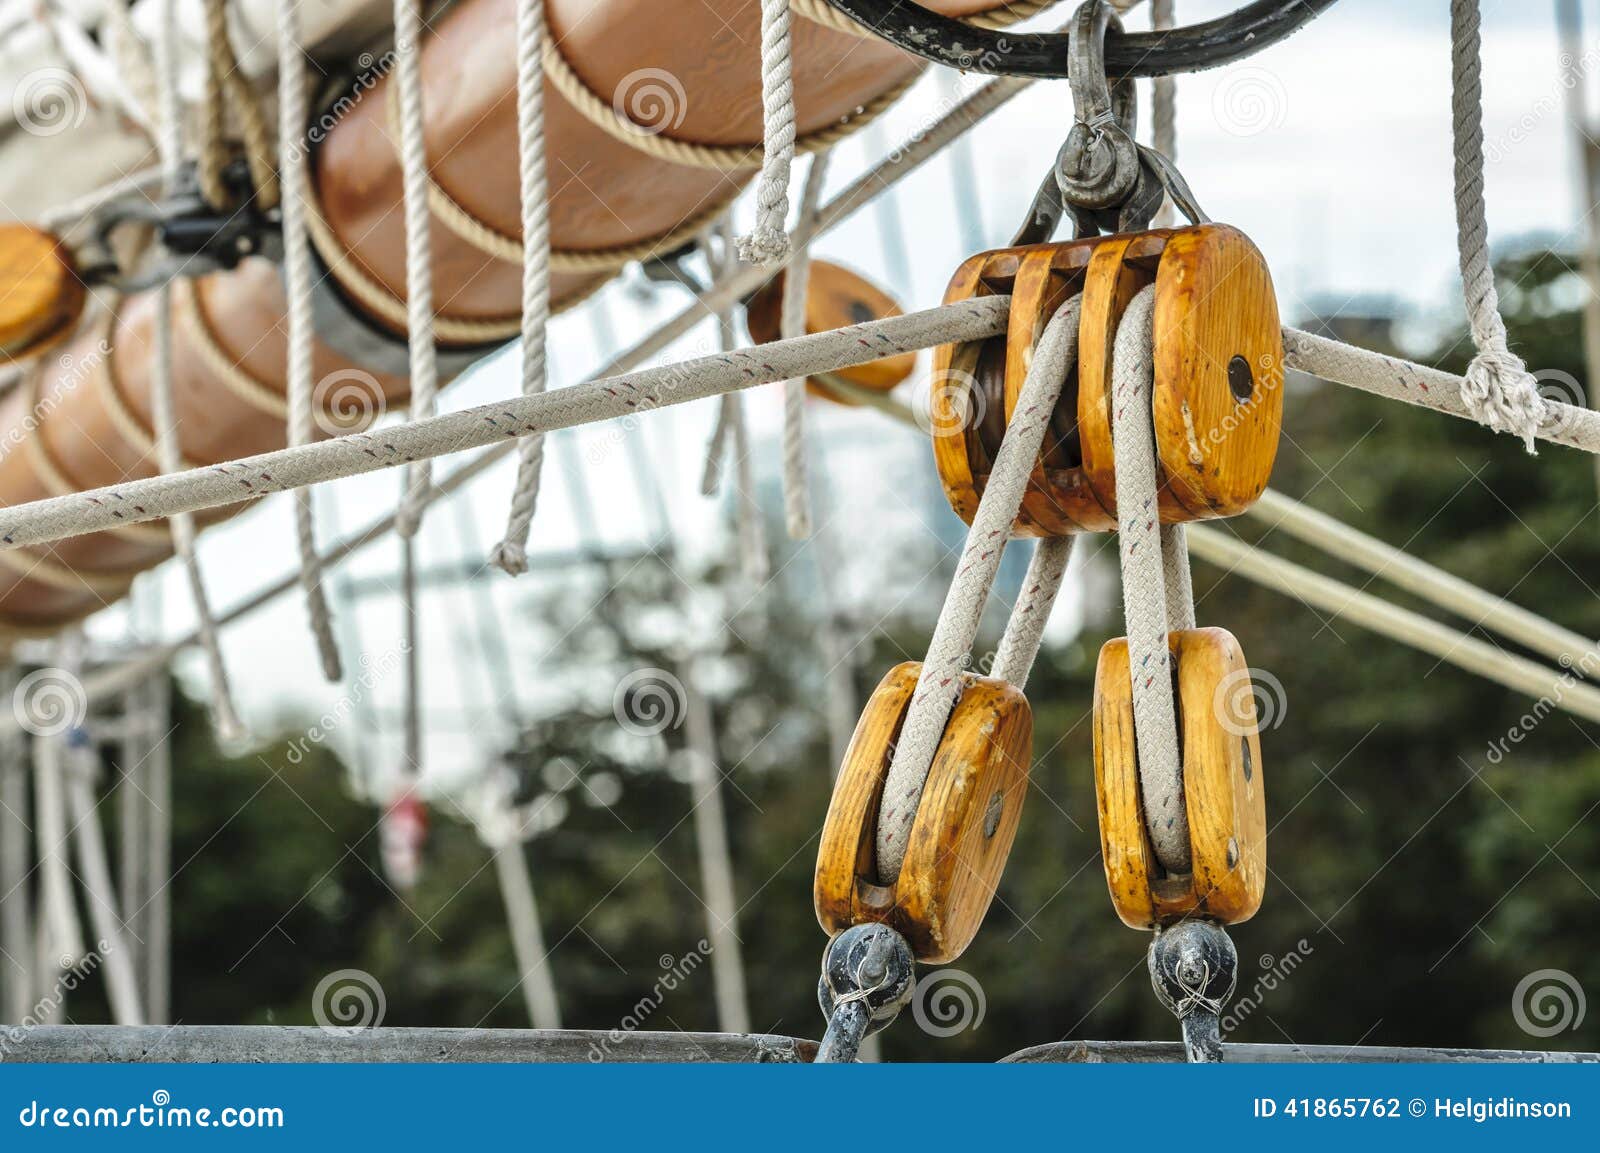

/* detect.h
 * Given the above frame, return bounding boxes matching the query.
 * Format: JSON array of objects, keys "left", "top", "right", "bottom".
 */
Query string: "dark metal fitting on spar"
[
  {"left": 816, "top": 0, "right": 1340, "bottom": 80},
  {"left": 299, "top": 244, "right": 497, "bottom": 381},
  {"left": 814, "top": 923, "right": 916, "bottom": 1063},
  {"left": 1148, "top": 920, "right": 1238, "bottom": 1064},
  {"left": 86, "top": 159, "right": 284, "bottom": 293},
  {"left": 1054, "top": 2, "right": 1139, "bottom": 212}
]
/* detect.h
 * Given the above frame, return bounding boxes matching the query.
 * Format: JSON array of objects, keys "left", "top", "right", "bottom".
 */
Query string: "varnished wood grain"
[
  {"left": 1152, "top": 225, "right": 1283, "bottom": 518},
  {"left": 1092, "top": 627, "right": 1267, "bottom": 929},
  {"left": 815, "top": 661, "right": 1033, "bottom": 962},
  {"left": 0, "top": 226, "right": 84, "bottom": 360}
]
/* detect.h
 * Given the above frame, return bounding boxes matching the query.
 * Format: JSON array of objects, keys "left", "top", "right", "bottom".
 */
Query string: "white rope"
[
  {"left": 1151, "top": 0, "right": 1176, "bottom": 228},
  {"left": 1187, "top": 525, "right": 1600, "bottom": 724},
  {"left": 702, "top": 220, "right": 770, "bottom": 582},
  {"left": 394, "top": 0, "right": 440, "bottom": 537},
  {"left": 1246, "top": 489, "right": 1599, "bottom": 668},
  {"left": 278, "top": 0, "right": 342, "bottom": 683},
  {"left": 31, "top": 728, "right": 84, "bottom": 969},
  {"left": 1450, "top": 0, "right": 1545, "bottom": 451},
  {"left": 874, "top": 297, "right": 1083, "bottom": 881},
  {"left": 991, "top": 537, "right": 1075, "bottom": 689},
  {"left": 1281, "top": 326, "right": 1600, "bottom": 452},
  {"left": 153, "top": 0, "right": 244, "bottom": 743},
  {"left": 490, "top": 0, "right": 554, "bottom": 576},
  {"left": 738, "top": 0, "right": 798, "bottom": 264},
  {"left": 780, "top": 152, "right": 830, "bottom": 539},
  {"left": 1110, "top": 285, "right": 1190, "bottom": 874}
]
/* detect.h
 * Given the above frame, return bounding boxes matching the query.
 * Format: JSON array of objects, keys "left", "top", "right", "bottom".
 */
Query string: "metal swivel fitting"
[
  {"left": 1148, "top": 920, "right": 1238, "bottom": 1063},
  {"left": 814, "top": 923, "right": 916, "bottom": 1063}
]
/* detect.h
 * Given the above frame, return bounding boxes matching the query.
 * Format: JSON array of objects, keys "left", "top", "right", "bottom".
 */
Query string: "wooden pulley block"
[
  {"left": 931, "top": 224, "right": 1283, "bottom": 537},
  {"left": 745, "top": 260, "right": 916, "bottom": 403},
  {"left": 814, "top": 661, "right": 1032, "bottom": 963},
  {"left": 0, "top": 225, "right": 86, "bottom": 361},
  {"left": 1092, "top": 627, "right": 1267, "bottom": 930}
]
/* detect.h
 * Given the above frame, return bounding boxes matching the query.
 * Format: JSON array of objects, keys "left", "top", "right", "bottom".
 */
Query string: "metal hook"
[{"left": 1054, "top": 1, "right": 1140, "bottom": 212}]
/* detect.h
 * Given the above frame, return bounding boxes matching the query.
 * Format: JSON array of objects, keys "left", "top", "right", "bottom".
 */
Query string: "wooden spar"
[{"left": 0, "top": 0, "right": 1000, "bottom": 634}]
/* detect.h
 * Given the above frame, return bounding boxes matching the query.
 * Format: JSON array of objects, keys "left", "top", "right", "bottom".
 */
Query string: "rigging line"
[
  {"left": 0, "top": 71, "right": 1039, "bottom": 698},
  {"left": 1244, "top": 490, "right": 1599, "bottom": 671},
  {"left": 1187, "top": 525, "right": 1600, "bottom": 725}
]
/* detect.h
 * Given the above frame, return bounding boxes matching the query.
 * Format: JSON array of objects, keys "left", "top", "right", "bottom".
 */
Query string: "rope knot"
[
  {"left": 736, "top": 225, "right": 792, "bottom": 266},
  {"left": 489, "top": 541, "right": 531, "bottom": 576},
  {"left": 1460, "top": 346, "right": 1544, "bottom": 454}
]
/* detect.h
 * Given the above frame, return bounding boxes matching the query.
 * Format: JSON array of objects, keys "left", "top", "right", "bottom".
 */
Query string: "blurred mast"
[{"left": 1557, "top": 0, "right": 1600, "bottom": 512}]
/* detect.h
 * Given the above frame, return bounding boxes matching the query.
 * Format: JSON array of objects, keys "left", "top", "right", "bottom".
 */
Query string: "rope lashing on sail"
[
  {"left": 152, "top": 0, "right": 244, "bottom": 743},
  {"left": 278, "top": 0, "right": 343, "bottom": 683},
  {"left": 393, "top": 0, "right": 442, "bottom": 539},
  {"left": 490, "top": 0, "right": 556, "bottom": 576},
  {"left": 1450, "top": 0, "right": 1545, "bottom": 452},
  {"left": 872, "top": 297, "right": 1083, "bottom": 881}
]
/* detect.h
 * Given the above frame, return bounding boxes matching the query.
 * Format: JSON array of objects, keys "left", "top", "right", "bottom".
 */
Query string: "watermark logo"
[
  {"left": 1532, "top": 368, "right": 1586, "bottom": 438},
  {"left": 312, "top": 369, "right": 386, "bottom": 436},
  {"left": 911, "top": 968, "right": 986, "bottom": 1037},
  {"left": 913, "top": 367, "right": 986, "bottom": 439},
  {"left": 586, "top": 940, "right": 712, "bottom": 1061},
  {"left": 13, "top": 68, "right": 88, "bottom": 137},
  {"left": 612, "top": 69, "right": 688, "bottom": 137},
  {"left": 1512, "top": 968, "right": 1586, "bottom": 1037},
  {"left": 1212, "top": 666, "right": 1286, "bottom": 737},
  {"left": 1220, "top": 938, "right": 1314, "bottom": 1033},
  {"left": 311, "top": 968, "right": 387, "bottom": 1035},
  {"left": 1212, "top": 66, "right": 1288, "bottom": 138},
  {"left": 612, "top": 667, "right": 687, "bottom": 737},
  {"left": 13, "top": 668, "right": 87, "bottom": 738}
]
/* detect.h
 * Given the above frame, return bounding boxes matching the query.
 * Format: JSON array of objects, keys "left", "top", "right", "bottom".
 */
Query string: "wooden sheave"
[{"left": 0, "top": 0, "right": 1008, "bottom": 635}]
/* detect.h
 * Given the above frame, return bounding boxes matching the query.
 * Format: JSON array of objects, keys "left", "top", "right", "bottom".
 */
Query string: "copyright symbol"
[{"left": 1408, "top": 1098, "right": 1426, "bottom": 1117}]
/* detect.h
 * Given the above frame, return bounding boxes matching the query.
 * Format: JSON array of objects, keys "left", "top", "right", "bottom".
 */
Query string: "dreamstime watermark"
[
  {"left": 312, "top": 368, "right": 387, "bottom": 437},
  {"left": 301, "top": 45, "right": 405, "bottom": 154},
  {"left": 311, "top": 968, "right": 387, "bottom": 1035},
  {"left": 0, "top": 942, "right": 111, "bottom": 1056},
  {"left": 1486, "top": 37, "right": 1600, "bottom": 165},
  {"left": 1485, "top": 646, "right": 1600, "bottom": 764},
  {"left": 912, "top": 366, "right": 986, "bottom": 439},
  {"left": 0, "top": 341, "right": 112, "bottom": 463},
  {"left": 911, "top": 967, "right": 986, "bottom": 1038},
  {"left": 1511, "top": 968, "right": 1586, "bottom": 1037},
  {"left": 1530, "top": 368, "right": 1587, "bottom": 439},
  {"left": 1200, "top": 351, "right": 1282, "bottom": 452},
  {"left": 12, "top": 67, "right": 88, "bottom": 137},
  {"left": 612, "top": 667, "right": 688, "bottom": 737},
  {"left": 284, "top": 643, "right": 408, "bottom": 765},
  {"left": 583, "top": 330, "right": 719, "bottom": 467},
  {"left": 12, "top": 667, "right": 88, "bottom": 738},
  {"left": 612, "top": 68, "right": 689, "bottom": 137},
  {"left": 585, "top": 940, "right": 713, "bottom": 1061},
  {"left": 1219, "top": 937, "right": 1314, "bottom": 1034},
  {"left": 1212, "top": 666, "right": 1287, "bottom": 738},
  {"left": 1211, "top": 66, "right": 1287, "bottom": 138}
]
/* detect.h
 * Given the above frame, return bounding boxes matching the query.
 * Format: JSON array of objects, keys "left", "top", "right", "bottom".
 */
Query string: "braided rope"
[
  {"left": 738, "top": 0, "right": 798, "bottom": 263},
  {"left": 874, "top": 296, "right": 1083, "bottom": 881},
  {"left": 780, "top": 152, "right": 830, "bottom": 539},
  {"left": 21, "top": 368, "right": 173, "bottom": 545},
  {"left": 154, "top": 0, "right": 245, "bottom": 744},
  {"left": 280, "top": 0, "right": 343, "bottom": 682},
  {"left": 0, "top": 300, "right": 1010, "bottom": 549},
  {"left": 394, "top": 0, "right": 441, "bottom": 537},
  {"left": 490, "top": 0, "right": 555, "bottom": 576},
  {"left": 991, "top": 536, "right": 1074, "bottom": 689},
  {"left": 1110, "top": 284, "right": 1191, "bottom": 874},
  {"left": 1450, "top": 0, "right": 1545, "bottom": 451}
]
